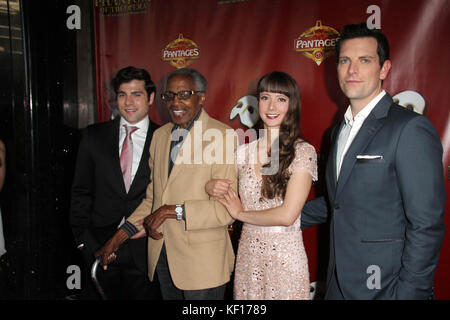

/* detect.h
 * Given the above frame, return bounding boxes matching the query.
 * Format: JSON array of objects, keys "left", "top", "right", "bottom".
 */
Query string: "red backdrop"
[{"left": 93, "top": 0, "right": 450, "bottom": 299}]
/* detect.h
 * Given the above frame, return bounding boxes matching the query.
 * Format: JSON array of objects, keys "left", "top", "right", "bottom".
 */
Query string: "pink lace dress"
[{"left": 233, "top": 139, "right": 317, "bottom": 300}]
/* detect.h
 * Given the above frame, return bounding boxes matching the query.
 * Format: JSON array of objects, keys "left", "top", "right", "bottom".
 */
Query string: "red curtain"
[{"left": 93, "top": 0, "right": 450, "bottom": 299}]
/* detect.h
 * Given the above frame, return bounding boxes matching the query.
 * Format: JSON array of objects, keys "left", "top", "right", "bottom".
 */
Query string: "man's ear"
[
  {"left": 148, "top": 92, "right": 155, "bottom": 105},
  {"left": 199, "top": 93, "right": 206, "bottom": 105},
  {"left": 380, "top": 59, "right": 392, "bottom": 81}
]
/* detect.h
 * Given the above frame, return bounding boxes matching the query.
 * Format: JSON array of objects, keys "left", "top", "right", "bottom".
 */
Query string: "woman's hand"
[
  {"left": 205, "top": 179, "right": 234, "bottom": 198},
  {"left": 216, "top": 188, "right": 244, "bottom": 220}
]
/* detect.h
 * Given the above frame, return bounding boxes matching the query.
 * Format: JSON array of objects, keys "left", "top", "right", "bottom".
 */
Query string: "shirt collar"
[
  {"left": 344, "top": 90, "right": 386, "bottom": 126},
  {"left": 120, "top": 115, "right": 149, "bottom": 132}
]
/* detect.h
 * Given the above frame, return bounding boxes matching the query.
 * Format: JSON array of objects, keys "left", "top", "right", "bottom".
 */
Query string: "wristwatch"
[{"left": 175, "top": 204, "right": 184, "bottom": 221}]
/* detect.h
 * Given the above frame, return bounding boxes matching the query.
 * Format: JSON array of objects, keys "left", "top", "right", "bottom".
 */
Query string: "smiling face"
[
  {"left": 258, "top": 91, "right": 290, "bottom": 130},
  {"left": 117, "top": 79, "right": 154, "bottom": 124},
  {"left": 337, "top": 37, "right": 391, "bottom": 112},
  {"left": 165, "top": 74, "right": 205, "bottom": 128}
]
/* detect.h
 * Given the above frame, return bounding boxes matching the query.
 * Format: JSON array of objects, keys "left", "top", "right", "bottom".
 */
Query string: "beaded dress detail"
[{"left": 234, "top": 138, "right": 317, "bottom": 300}]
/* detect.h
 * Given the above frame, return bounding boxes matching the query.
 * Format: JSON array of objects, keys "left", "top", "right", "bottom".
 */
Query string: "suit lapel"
[
  {"left": 335, "top": 94, "right": 393, "bottom": 199},
  {"left": 160, "top": 124, "right": 173, "bottom": 192},
  {"left": 109, "top": 118, "right": 127, "bottom": 194},
  {"left": 128, "top": 120, "right": 153, "bottom": 194},
  {"left": 326, "top": 122, "right": 342, "bottom": 196}
]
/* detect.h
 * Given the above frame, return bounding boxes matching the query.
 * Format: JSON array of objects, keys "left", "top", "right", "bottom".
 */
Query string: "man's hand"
[
  {"left": 143, "top": 205, "right": 177, "bottom": 240},
  {"left": 94, "top": 229, "right": 129, "bottom": 269}
]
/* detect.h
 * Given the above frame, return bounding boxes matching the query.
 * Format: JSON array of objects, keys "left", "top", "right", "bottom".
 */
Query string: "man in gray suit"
[{"left": 302, "top": 23, "right": 445, "bottom": 299}]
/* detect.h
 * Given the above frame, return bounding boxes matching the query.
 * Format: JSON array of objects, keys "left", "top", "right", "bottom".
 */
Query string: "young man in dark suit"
[
  {"left": 70, "top": 66, "right": 160, "bottom": 299},
  {"left": 301, "top": 23, "right": 445, "bottom": 299}
]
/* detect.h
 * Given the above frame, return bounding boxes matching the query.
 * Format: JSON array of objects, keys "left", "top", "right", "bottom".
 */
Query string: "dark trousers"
[
  {"left": 156, "top": 244, "right": 226, "bottom": 300},
  {"left": 0, "top": 253, "right": 12, "bottom": 299}
]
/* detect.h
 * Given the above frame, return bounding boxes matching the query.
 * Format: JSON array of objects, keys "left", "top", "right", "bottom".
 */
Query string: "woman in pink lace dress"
[{"left": 207, "top": 71, "right": 317, "bottom": 300}]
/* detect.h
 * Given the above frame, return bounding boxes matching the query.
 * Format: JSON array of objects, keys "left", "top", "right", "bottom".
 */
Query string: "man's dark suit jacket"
[
  {"left": 302, "top": 93, "right": 445, "bottom": 299},
  {"left": 70, "top": 117, "right": 159, "bottom": 274}
]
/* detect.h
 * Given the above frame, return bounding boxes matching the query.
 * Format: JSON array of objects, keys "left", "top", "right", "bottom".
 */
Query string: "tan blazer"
[{"left": 127, "top": 110, "right": 237, "bottom": 290}]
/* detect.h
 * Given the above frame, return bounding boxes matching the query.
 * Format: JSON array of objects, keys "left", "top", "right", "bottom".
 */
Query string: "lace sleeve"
[{"left": 288, "top": 141, "right": 318, "bottom": 181}]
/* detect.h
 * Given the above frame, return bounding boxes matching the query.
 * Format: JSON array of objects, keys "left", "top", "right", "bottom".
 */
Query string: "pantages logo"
[
  {"left": 94, "top": 0, "right": 151, "bottom": 16},
  {"left": 162, "top": 34, "right": 200, "bottom": 69},
  {"left": 294, "top": 20, "right": 340, "bottom": 66}
]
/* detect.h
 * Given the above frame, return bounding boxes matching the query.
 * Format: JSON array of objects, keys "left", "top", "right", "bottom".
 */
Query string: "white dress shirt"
[
  {"left": 336, "top": 90, "right": 386, "bottom": 178},
  {"left": 119, "top": 116, "right": 149, "bottom": 184}
]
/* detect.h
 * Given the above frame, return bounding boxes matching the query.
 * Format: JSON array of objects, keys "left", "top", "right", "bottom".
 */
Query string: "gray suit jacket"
[{"left": 302, "top": 93, "right": 445, "bottom": 299}]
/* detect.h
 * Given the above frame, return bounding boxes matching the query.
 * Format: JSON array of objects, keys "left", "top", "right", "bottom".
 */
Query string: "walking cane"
[{"left": 91, "top": 256, "right": 107, "bottom": 300}]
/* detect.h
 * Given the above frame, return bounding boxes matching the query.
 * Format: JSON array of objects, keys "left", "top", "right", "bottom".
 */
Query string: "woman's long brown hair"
[{"left": 258, "top": 71, "right": 302, "bottom": 199}]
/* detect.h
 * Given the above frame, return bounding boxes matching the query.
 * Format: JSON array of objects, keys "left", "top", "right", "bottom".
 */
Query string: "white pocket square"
[{"left": 356, "top": 155, "right": 383, "bottom": 160}]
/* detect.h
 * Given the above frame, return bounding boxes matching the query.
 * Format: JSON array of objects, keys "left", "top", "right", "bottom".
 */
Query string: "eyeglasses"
[{"left": 161, "top": 90, "right": 203, "bottom": 102}]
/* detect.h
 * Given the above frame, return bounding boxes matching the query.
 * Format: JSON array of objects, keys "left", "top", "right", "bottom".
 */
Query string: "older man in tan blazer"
[{"left": 96, "top": 68, "right": 237, "bottom": 299}]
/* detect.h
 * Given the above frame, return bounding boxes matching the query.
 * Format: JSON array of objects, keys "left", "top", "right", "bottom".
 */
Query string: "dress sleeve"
[{"left": 288, "top": 141, "right": 318, "bottom": 181}]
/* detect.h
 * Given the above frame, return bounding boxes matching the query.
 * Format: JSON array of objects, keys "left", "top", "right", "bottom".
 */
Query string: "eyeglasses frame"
[{"left": 161, "top": 90, "right": 204, "bottom": 102}]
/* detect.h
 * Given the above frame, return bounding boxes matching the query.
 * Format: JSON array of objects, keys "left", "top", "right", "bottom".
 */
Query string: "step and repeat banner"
[{"left": 93, "top": 0, "right": 450, "bottom": 298}]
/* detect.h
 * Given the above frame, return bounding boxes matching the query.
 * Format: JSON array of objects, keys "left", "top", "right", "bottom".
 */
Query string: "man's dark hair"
[
  {"left": 111, "top": 66, "right": 156, "bottom": 100},
  {"left": 336, "top": 23, "right": 390, "bottom": 67}
]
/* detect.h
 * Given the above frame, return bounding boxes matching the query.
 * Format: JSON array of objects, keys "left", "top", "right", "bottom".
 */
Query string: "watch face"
[{"left": 175, "top": 206, "right": 183, "bottom": 220}]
